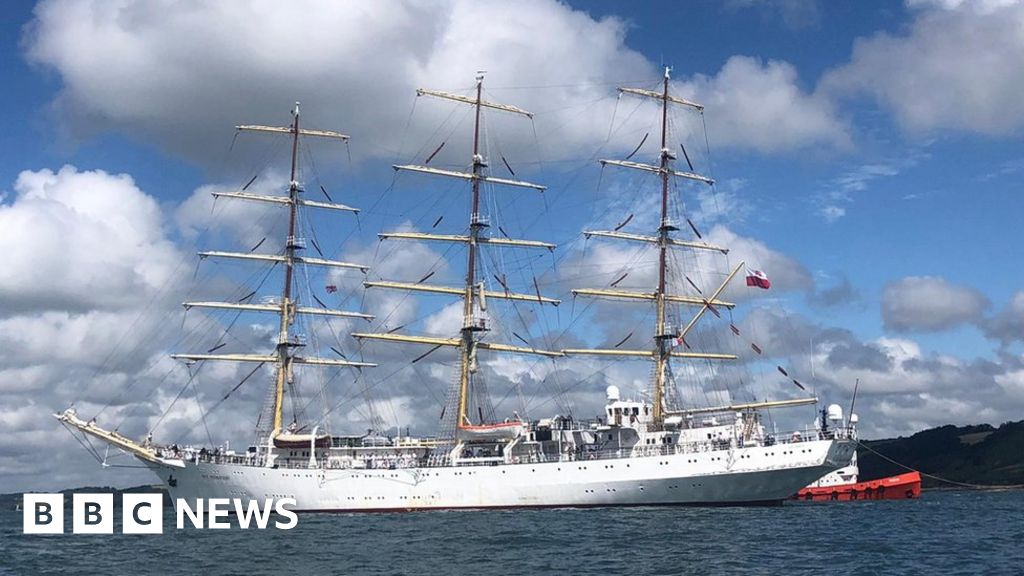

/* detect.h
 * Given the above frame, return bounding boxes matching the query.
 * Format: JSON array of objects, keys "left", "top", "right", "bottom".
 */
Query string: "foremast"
[
  {"left": 353, "top": 74, "right": 561, "bottom": 434},
  {"left": 563, "top": 68, "right": 746, "bottom": 429},
  {"left": 173, "top": 103, "right": 375, "bottom": 440}
]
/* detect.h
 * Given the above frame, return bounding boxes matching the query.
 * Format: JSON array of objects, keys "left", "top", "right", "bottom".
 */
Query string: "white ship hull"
[{"left": 148, "top": 439, "right": 855, "bottom": 512}]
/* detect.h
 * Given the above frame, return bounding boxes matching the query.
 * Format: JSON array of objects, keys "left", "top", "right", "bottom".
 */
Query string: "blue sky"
[{"left": 2, "top": 0, "right": 1024, "bottom": 491}]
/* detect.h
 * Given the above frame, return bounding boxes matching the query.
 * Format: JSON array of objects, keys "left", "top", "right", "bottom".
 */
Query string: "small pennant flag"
[
  {"left": 745, "top": 267, "right": 771, "bottom": 290},
  {"left": 777, "top": 366, "right": 789, "bottom": 377},
  {"left": 792, "top": 379, "right": 806, "bottom": 391},
  {"left": 325, "top": 284, "right": 338, "bottom": 294},
  {"left": 730, "top": 324, "right": 741, "bottom": 336},
  {"left": 751, "top": 343, "right": 762, "bottom": 355}
]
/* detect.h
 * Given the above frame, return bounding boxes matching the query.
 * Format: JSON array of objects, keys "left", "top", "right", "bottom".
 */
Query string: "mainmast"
[
  {"left": 274, "top": 102, "right": 303, "bottom": 437},
  {"left": 354, "top": 74, "right": 561, "bottom": 433},
  {"left": 460, "top": 75, "right": 486, "bottom": 430},
  {"left": 563, "top": 68, "right": 743, "bottom": 429},
  {"left": 173, "top": 103, "right": 375, "bottom": 440}
]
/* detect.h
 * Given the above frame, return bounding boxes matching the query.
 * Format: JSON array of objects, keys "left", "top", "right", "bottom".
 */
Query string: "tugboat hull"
[{"left": 795, "top": 471, "right": 921, "bottom": 501}]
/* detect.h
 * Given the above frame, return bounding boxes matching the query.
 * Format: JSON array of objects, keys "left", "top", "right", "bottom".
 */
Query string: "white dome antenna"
[{"left": 827, "top": 404, "right": 844, "bottom": 422}]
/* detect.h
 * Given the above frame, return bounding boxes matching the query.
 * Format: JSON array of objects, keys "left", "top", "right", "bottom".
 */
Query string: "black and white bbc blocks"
[{"left": 23, "top": 493, "right": 164, "bottom": 534}]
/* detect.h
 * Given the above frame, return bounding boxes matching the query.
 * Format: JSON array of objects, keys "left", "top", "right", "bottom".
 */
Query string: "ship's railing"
[
  {"left": 161, "top": 443, "right": 440, "bottom": 470},
  {"left": 159, "top": 447, "right": 265, "bottom": 467},
  {"left": 170, "top": 449, "right": 428, "bottom": 471},
  {"left": 559, "top": 444, "right": 680, "bottom": 461},
  {"left": 770, "top": 424, "right": 856, "bottom": 446}
]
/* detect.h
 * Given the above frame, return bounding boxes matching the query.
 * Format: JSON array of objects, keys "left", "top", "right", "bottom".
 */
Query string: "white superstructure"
[{"left": 805, "top": 410, "right": 860, "bottom": 488}]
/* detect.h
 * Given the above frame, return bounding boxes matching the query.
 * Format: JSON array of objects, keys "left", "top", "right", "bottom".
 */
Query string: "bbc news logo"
[{"left": 23, "top": 494, "right": 297, "bottom": 534}]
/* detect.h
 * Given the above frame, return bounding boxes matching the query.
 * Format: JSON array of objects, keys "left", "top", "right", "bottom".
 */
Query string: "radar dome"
[
  {"left": 827, "top": 404, "right": 844, "bottom": 422},
  {"left": 606, "top": 385, "right": 620, "bottom": 402}
]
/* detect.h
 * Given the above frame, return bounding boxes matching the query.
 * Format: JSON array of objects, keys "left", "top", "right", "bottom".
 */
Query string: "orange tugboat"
[
  {"left": 795, "top": 386, "right": 922, "bottom": 502},
  {"left": 795, "top": 450, "right": 922, "bottom": 501}
]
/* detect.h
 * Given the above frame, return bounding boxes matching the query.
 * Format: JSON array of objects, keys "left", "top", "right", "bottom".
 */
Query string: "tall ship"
[{"left": 59, "top": 70, "right": 856, "bottom": 510}]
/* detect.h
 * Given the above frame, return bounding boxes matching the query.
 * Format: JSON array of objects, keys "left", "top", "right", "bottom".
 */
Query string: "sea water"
[{"left": 1, "top": 490, "right": 1020, "bottom": 575}]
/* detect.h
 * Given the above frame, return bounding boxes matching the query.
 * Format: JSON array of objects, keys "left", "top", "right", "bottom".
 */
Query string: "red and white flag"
[
  {"left": 671, "top": 332, "right": 687, "bottom": 349},
  {"left": 745, "top": 267, "right": 771, "bottom": 290}
]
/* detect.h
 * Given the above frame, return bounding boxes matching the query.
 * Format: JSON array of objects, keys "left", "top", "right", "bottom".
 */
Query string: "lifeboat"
[
  {"left": 273, "top": 432, "right": 331, "bottom": 449},
  {"left": 456, "top": 421, "right": 524, "bottom": 441}
]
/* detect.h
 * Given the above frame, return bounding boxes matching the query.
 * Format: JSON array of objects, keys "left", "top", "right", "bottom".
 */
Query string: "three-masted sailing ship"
[{"left": 59, "top": 71, "right": 856, "bottom": 511}]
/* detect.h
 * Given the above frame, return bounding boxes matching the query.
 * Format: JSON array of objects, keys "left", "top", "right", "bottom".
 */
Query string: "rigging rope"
[
  {"left": 189, "top": 370, "right": 215, "bottom": 447},
  {"left": 856, "top": 440, "right": 1024, "bottom": 490}
]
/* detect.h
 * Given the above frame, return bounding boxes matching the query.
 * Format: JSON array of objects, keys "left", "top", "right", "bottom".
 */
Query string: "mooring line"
[{"left": 857, "top": 440, "right": 1024, "bottom": 490}]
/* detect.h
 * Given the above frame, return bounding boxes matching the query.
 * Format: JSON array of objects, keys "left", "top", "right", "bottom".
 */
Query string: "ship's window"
[
  {"left": 608, "top": 433, "right": 613, "bottom": 440},
  {"left": 632, "top": 407, "right": 639, "bottom": 415},
  {"left": 644, "top": 407, "right": 649, "bottom": 415},
  {"left": 614, "top": 407, "right": 622, "bottom": 415}
]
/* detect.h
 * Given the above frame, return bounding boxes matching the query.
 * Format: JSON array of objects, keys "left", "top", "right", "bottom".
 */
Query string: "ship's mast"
[
  {"left": 653, "top": 68, "right": 672, "bottom": 427},
  {"left": 562, "top": 68, "right": 746, "bottom": 430},
  {"left": 272, "top": 102, "right": 302, "bottom": 436},
  {"left": 171, "top": 104, "right": 376, "bottom": 443},
  {"left": 459, "top": 75, "right": 486, "bottom": 428},
  {"left": 353, "top": 74, "right": 562, "bottom": 434}
]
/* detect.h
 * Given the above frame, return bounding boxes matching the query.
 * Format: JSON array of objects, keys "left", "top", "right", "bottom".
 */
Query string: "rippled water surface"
[{"left": 1, "top": 490, "right": 1021, "bottom": 575}]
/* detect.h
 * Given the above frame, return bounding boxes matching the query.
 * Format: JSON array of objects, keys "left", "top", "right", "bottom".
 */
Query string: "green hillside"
[{"left": 858, "top": 420, "right": 1024, "bottom": 489}]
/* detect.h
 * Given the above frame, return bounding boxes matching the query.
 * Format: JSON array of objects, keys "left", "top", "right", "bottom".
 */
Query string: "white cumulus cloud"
[
  {"left": 823, "top": 1, "right": 1024, "bottom": 136},
  {"left": 23, "top": 0, "right": 848, "bottom": 169},
  {"left": 881, "top": 276, "right": 989, "bottom": 332},
  {"left": 0, "top": 165, "right": 181, "bottom": 315},
  {"left": 677, "top": 56, "right": 849, "bottom": 153}
]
